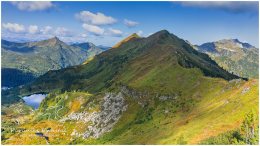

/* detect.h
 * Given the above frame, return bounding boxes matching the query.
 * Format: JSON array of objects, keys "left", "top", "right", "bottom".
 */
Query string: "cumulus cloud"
[
  {"left": 179, "top": 1, "right": 258, "bottom": 13},
  {"left": 82, "top": 23, "right": 105, "bottom": 36},
  {"left": 54, "top": 27, "right": 73, "bottom": 37},
  {"left": 28, "top": 25, "right": 39, "bottom": 34},
  {"left": 10, "top": 1, "right": 54, "bottom": 11},
  {"left": 2, "top": 23, "right": 75, "bottom": 42},
  {"left": 76, "top": 11, "right": 117, "bottom": 25},
  {"left": 40, "top": 26, "right": 53, "bottom": 35},
  {"left": 2, "top": 23, "right": 26, "bottom": 33},
  {"left": 107, "top": 28, "right": 123, "bottom": 37},
  {"left": 124, "top": 19, "right": 139, "bottom": 27}
]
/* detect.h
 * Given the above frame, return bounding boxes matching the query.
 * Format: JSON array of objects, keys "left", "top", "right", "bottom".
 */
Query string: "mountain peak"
[
  {"left": 218, "top": 38, "right": 241, "bottom": 43},
  {"left": 32, "top": 36, "right": 64, "bottom": 47},
  {"left": 232, "top": 38, "right": 240, "bottom": 43},
  {"left": 215, "top": 38, "right": 256, "bottom": 49},
  {"left": 157, "top": 29, "right": 170, "bottom": 34},
  {"left": 112, "top": 33, "right": 141, "bottom": 48},
  {"left": 48, "top": 36, "right": 62, "bottom": 43},
  {"left": 52, "top": 36, "right": 59, "bottom": 40},
  {"left": 147, "top": 30, "right": 172, "bottom": 40},
  {"left": 152, "top": 30, "right": 170, "bottom": 36},
  {"left": 129, "top": 33, "right": 140, "bottom": 38}
]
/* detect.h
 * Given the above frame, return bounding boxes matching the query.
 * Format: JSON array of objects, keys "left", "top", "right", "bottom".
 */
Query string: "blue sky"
[{"left": 2, "top": 1, "right": 259, "bottom": 47}]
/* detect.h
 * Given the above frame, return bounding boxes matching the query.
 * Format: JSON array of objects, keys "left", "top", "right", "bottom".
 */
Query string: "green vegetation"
[
  {"left": 1, "top": 38, "right": 106, "bottom": 87},
  {"left": 36, "top": 91, "right": 94, "bottom": 121},
  {"left": 1, "top": 30, "right": 258, "bottom": 144},
  {"left": 200, "top": 111, "right": 259, "bottom": 144},
  {"left": 2, "top": 68, "right": 36, "bottom": 87},
  {"left": 13, "top": 30, "right": 239, "bottom": 98}
]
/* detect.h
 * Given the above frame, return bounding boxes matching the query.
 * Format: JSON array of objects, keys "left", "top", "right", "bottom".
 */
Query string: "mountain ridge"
[
  {"left": 196, "top": 39, "right": 258, "bottom": 78},
  {"left": 1, "top": 37, "right": 107, "bottom": 87},
  {"left": 7, "top": 29, "right": 241, "bottom": 99},
  {"left": 1, "top": 30, "right": 258, "bottom": 145},
  {"left": 112, "top": 33, "right": 141, "bottom": 48}
]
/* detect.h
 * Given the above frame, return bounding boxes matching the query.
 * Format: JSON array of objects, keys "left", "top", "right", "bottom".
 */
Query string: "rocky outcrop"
[{"left": 60, "top": 92, "right": 127, "bottom": 139}]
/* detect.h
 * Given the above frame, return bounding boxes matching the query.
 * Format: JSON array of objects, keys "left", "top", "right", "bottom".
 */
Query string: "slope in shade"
[
  {"left": 1, "top": 68, "right": 36, "bottom": 87},
  {"left": 1, "top": 37, "right": 106, "bottom": 87}
]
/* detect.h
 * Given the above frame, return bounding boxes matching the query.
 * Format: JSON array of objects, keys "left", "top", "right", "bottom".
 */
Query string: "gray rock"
[{"left": 60, "top": 92, "right": 127, "bottom": 139}]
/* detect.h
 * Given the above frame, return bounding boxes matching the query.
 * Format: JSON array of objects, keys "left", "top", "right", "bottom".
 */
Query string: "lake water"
[{"left": 23, "top": 94, "right": 47, "bottom": 109}]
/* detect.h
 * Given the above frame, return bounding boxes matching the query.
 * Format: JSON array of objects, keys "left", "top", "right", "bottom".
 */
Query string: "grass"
[
  {"left": 2, "top": 78, "right": 258, "bottom": 144},
  {"left": 2, "top": 31, "right": 257, "bottom": 144},
  {"left": 67, "top": 78, "right": 258, "bottom": 144}
]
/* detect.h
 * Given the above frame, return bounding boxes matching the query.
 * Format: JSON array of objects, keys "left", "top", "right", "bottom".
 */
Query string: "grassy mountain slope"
[
  {"left": 112, "top": 33, "right": 140, "bottom": 48},
  {"left": 71, "top": 42, "right": 109, "bottom": 58},
  {"left": 2, "top": 79, "right": 258, "bottom": 144},
  {"left": 1, "top": 38, "right": 105, "bottom": 87},
  {"left": 91, "top": 79, "right": 258, "bottom": 144},
  {"left": 197, "top": 39, "right": 258, "bottom": 78},
  {"left": 2, "top": 30, "right": 257, "bottom": 144},
  {"left": 16, "top": 30, "right": 239, "bottom": 97},
  {"left": 1, "top": 68, "right": 36, "bottom": 87}
]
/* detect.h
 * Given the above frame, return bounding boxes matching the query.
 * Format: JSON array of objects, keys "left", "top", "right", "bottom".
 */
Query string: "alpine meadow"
[{"left": 1, "top": 1, "right": 259, "bottom": 145}]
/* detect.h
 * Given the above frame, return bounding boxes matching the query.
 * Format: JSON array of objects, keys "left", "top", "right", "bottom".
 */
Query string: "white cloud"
[
  {"left": 2, "top": 23, "right": 74, "bottom": 39},
  {"left": 107, "top": 28, "right": 123, "bottom": 37},
  {"left": 2, "top": 23, "right": 26, "bottom": 33},
  {"left": 54, "top": 27, "right": 72, "bottom": 37},
  {"left": 137, "top": 30, "right": 143, "bottom": 36},
  {"left": 10, "top": 1, "right": 54, "bottom": 11},
  {"left": 40, "top": 26, "right": 53, "bottom": 35},
  {"left": 1, "top": 23, "right": 85, "bottom": 43},
  {"left": 82, "top": 23, "right": 104, "bottom": 36},
  {"left": 179, "top": 1, "right": 258, "bottom": 13},
  {"left": 2, "top": 22, "right": 124, "bottom": 45},
  {"left": 76, "top": 11, "right": 117, "bottom": 25},
  {"left": 81, "top": 33, "right": 88, "bottom": 38},
  {"left": 28, "top": 25, "right": 39, "bottom": 34},
  {"left": 124, "top": 19, "right": 139, "bottom": 27}
]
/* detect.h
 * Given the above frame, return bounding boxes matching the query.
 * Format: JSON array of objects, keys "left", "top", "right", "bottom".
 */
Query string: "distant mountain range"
[
  {"left": 195, "top": 39, "right": 258, "bottom": 78},
  {"left": 1, "top": 30, "right": 258, "bottom": 144},
  {"left": 1, "top": 37, "right": 109, "bottom": 87}
]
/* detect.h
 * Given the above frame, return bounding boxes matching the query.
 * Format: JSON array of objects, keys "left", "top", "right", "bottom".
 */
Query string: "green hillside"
[
  {"left": 1, "top": 30, "right": 258, "bottom": 144},
  {"left": 1, "top": 38, "right": 106, "bottom": 87},
  {"left": 15, "top": 30, "right": 239, "bottom": 96}
]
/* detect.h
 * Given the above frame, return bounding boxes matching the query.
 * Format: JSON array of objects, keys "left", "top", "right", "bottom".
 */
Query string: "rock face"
[{"left": 60, "top": 92, "right": 127, "bottom": 139}]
